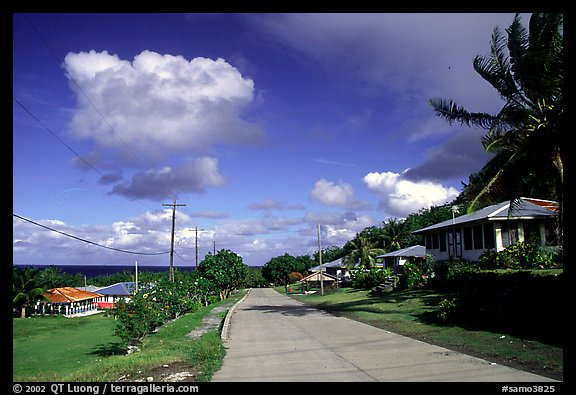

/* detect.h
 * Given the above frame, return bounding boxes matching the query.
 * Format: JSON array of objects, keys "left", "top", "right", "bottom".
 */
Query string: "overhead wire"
[{"left": 13, "top": 213, "right": 170, "bottom": 256}]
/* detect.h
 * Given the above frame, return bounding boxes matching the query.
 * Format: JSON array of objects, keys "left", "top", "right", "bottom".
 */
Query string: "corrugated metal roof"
[
  {"left": 44, "top": 287, "right": 103, "bottom": 303},
  {"left": 95, "top": 282, "right": 135, "bottom": 296},
  {"left": 412, "top": 197, "right": 557, "bottom": 234},
  {"left": 376, "top": 245, "right": 426, "bottom": 258},
  {"left": 299, "top": 271, "right": 339, "bottom": 282}
]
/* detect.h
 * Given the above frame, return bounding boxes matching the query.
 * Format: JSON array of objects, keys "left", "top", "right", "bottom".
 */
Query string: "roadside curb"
[{"left": 220, "top": 288, "right": 251, "bottom": 342}]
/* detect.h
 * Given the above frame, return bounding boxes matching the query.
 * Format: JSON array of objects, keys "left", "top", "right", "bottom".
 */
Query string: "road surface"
[{"left": 212, "top": 288, "right": 557, "bottom": 382}]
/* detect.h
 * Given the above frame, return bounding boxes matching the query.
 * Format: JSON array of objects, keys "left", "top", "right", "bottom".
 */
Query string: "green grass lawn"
[
  {"left": 13, "top": 292, "right": 245, "bottom": 382},
  {"left": 13, "top": 313, "right": 123, "bottom": 380},
  {"left": 286, "top": 286, "right": 563, "bottom": 381}
]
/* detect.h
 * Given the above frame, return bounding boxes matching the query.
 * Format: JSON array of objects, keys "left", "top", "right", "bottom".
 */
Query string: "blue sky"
[{"left": 13, "top": 13, "right": 530, "bottom": 268}]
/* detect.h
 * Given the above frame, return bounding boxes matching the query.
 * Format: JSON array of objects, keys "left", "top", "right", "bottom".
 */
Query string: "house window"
[
  {"left": 523, "top": 221, "right": 539, "bottom": 243},
  {"left": 448, "top": 229, "right": 462, "bottom": 257},
  {"left": 432, "top": 232, "right": 439, "bottom": 249},
  {"left": 473, "top": 224, "right": 483, "bottom": 249},
  {"left": 439, "top": 231, "right": 446, "bottom": 252},
  {"left": 425, "top": 234, "right": 432, "bottom": 249},
  {"left": 483, "top": 223, "right": 495, "bottom": 249},
  {"left": 463, "top": 227, "right": 473, "bottom": 250},
  {"left": 501, "top": 222, "right": 519, "bottom": 247},
  {"left": 544, "top": 221, "right": 559, "bottom": 246}
]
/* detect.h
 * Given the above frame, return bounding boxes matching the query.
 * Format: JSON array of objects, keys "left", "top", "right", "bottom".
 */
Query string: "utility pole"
[
  {"left": 317, "top": 224, "right": 324, "bottom": 296},
  {"left": 194, "top": 226, "right": 205, "bottom": 268},
  {"left": 162, "top": 199, "right": 186, "bottom": 282},
  {"left": 135, "top": 260, "right": 139, "bottom": 293}
]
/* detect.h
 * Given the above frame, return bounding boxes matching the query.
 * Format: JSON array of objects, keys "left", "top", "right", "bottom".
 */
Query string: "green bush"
[
  {"left": 399, "top": 262, "right": 429, "bottom": 289},
  {"left": 114, "top": 276, "right": 204, "bottom": 345},
  {"left": 431, "top": 258, "right": 479, "bottom": 290},
  {"left": 350, "top": 267, "right": 394, "bottom": 289},
  {"left": 435, "top": 297, "right": 458, "bottom": 322},
  {"left": 479, "top": 242, "right": 562, "bottom": 270}
]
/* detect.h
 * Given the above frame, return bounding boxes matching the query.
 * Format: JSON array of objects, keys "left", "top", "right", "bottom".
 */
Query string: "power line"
[
  {"left": 13, "top": 213, "right": 170, "bottom": 256},
  {"left": 19, "top": 13, "right": 178, "bottom": 205},
  {"left": 13, "top": 97, "right": 105, "bottom": 177}
]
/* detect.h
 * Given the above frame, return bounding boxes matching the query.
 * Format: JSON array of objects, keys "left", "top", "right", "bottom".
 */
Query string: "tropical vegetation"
[{"left": 429, "top": 13, "right": 564, "bottom": 243}]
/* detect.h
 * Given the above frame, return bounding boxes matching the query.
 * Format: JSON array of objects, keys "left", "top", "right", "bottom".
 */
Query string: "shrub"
[
  {"left": 288, "top": 272, "right": 304, "bottom": 284},
  {"left": 351, "top": 267, "right": 394, "bottom": 289},
  {"left": 435, "top": 297, "right": 458, "bottom": 322},
  {"left": 399, "top": 261, "right": 428, "bottom": 289},
  {"left": 114, "top": 276, "right": 203, "bottom": 345},
  {"left": 479, "top": 242, "right": 562, "bottom": 270},
  {"left": 430, "top": 258, "right": 479, "bottom": 290}
]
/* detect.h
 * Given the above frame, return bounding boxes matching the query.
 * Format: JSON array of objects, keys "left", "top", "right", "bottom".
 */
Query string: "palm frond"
[{"left": 429, "top": 98, "right": 495, "bottom": 129}]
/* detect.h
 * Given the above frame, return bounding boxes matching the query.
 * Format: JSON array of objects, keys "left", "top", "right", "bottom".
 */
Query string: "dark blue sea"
[{"left": 14, "top": 264, "right": 196, "bottom": 278}]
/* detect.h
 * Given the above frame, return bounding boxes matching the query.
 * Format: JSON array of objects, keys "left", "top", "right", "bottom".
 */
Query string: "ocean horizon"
[
  {"left": 14, "top": 263, "right": 262, "bottom": 278},
  {"left": 13, "top": 263, "right": 196, "bottom": 278}
]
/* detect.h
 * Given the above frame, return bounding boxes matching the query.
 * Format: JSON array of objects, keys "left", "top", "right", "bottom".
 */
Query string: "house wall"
[{"left": 423, "top": 219, "right": 556, "bottom": 262}]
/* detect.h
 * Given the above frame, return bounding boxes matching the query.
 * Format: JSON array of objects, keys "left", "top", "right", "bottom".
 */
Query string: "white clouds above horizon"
[
  {"left": 13, "top": 207, "right": 379, "bottom": 267},
  {"left": 363, "top": 171, "right": 459, "bottom": 217}
]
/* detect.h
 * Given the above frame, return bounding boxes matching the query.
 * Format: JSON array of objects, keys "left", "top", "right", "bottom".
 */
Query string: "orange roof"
[
  {"left": 522, "top": 197, "right": 559, "bottom": 212},
  {"left": 44, "top": 287, "right": 103, "bottom": 303}
]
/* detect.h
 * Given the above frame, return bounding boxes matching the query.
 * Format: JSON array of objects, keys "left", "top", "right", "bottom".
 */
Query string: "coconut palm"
[
  {"left": 13, "top": 266, "right": 48, "bottom": 318},
  {"left": 429, "top": 13, "right": 564, "bottom": 241},
  {"left": 342, "top": 234, "right": 386, "bottom": 269}
]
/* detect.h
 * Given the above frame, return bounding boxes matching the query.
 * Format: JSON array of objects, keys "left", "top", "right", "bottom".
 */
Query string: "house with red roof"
[{"left": 35, "top": 287, "right": 103, "bottom": 317}]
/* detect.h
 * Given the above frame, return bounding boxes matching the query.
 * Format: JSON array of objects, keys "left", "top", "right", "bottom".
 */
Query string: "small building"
[
  {"left": 308, "top": 258, "right": 350, "bottom": 282},
  {"left": 376, "top": 245, "right": 426, "bottom": 273},
  {"left": 94, "top": 282, "right": 136, "bottom": 309},
  {"left": 36, "top": 287, "right": 103, "bottom": 317},
  {"left": 309, "top": 257, "right": 386, "bottom": 283},
  {"left": 412, "top": 197, "right": 559, "bottom": 262},
  {"left": 298, "top": 271, "right": 339, "bottom": 291}
]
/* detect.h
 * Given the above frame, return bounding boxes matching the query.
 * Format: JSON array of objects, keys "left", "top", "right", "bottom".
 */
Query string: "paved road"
[{"left": 212, "top": 288, "right": 557, "bottom": 382}]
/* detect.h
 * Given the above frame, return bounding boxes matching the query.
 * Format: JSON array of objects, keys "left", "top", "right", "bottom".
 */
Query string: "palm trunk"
[{"left": 551, "top": 148, "right": 563, "bottom": 247}]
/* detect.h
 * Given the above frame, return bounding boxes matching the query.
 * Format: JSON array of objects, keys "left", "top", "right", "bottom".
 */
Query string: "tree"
[
  {"left": 342, "top": 234, "right": 386, "bottom": 269},
  {"left": 429, "top": 13, "right": 564, "bottom": 242},
  {"left": 196, "top": 249, "right": 248, "bottom": 300},
  {"left": 261, "top": 253, "right": 311, "bottom": 285},
  {"left": 13, "top": 266, "right": 48, "bottom": 318}
]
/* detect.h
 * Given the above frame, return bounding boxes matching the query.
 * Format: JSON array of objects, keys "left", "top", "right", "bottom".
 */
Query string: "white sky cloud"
[
  {"left": 310, "top": 179, "right": 371, "bottom": 209},
  {"left": 64, "top": 50, "right": 265, "bottom": 162},
  {"left": 363, "top": 171, "right": 459, "bottom": 218}
]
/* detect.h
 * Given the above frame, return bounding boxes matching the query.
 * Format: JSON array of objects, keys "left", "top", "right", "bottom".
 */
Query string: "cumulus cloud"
[
  {"left": 63, "top": 50, "right": 265, "bottom": 162},
  {"left": 310, "top": 179, "right": 371, "bottom": 209},
  {"left": 363, "top": 171, "right": 459, "bottom": 217},
  {"left": 61, "top": 49, "right": 266, "bottom": 200},
  {"left": 109, "top": 157, "right": 225, "bottom": 200}
]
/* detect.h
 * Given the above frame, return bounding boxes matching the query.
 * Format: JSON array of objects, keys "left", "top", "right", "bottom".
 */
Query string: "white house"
[
  {"left": 376, "top": 245, "right": 426, "bottom": 273},
  {"left": 412, "top": 197, "right": 559, "bottom": 262}
]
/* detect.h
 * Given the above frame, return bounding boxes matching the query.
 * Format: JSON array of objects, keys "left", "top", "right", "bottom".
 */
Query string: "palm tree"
[
  {"left": 342, "top": 234, "right": 386, "bottom": 269},
  {"left": 429, "top": 13, "right": 564, "bottom": 242},
  {"left": 13, "top": 266, "right": 48, "bottom": 318}
]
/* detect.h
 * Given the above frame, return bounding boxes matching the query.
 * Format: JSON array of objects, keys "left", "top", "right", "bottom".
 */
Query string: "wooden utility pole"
[
  {"left": 317, "top": 224, "right": 324, "bottom": 296},
  {"left": 195, "top": 226, "right": 205, "bottom": 268},
  {"left": 162, "top": 199, "right": 186, "bottom": 282}
]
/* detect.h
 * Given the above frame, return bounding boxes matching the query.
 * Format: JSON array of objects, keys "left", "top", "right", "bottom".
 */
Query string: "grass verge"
[
  {"left": 13, "top": 291, "right": 245, "bottom": 382},
  {"left": 285, "top": 286, "right": 563, "bottom": 381}
]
